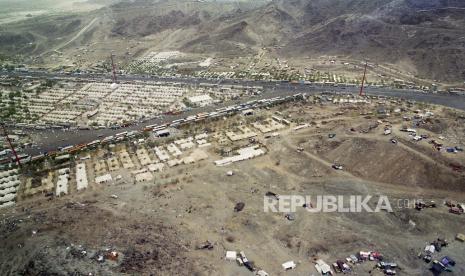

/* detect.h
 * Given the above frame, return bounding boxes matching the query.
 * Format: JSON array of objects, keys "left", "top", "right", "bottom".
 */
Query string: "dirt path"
[
  {"left": 280, "top": 131, "right": 356, "bottom": 178},
  {"left": 40, "top": 17, "right": 98, "bottom": 57},
  {"left": 278, "top": 128, "right": 465, "bottom": 199},
  {"left": 57, "top": 17, "right": 97, "bottom": 51}
]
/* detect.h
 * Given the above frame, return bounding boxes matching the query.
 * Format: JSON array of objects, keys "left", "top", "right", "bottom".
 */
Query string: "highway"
[
  {"left": 4, "top": 69, "right": 465, "bottom": 109},
  {"left": 2, "top": 70, "right": 465, "bottom": 156}
]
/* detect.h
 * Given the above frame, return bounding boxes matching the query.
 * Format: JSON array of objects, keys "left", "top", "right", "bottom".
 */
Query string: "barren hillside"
[{"left": 1, "top": 0, "right": 464, "bottom": 81}]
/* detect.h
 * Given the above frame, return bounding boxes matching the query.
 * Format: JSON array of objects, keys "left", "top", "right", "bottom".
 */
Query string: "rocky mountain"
[
  {"left": 1, "top": 0, "right": 464, "bottom": 81},
  {"left": 129, "top": 0, "right": 463, "bottom": 81},
  {"left": 279, "top": 0, "right": 465, "bottom": 81}
]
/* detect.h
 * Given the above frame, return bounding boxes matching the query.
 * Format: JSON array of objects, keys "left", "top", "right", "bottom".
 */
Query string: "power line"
[
  {"left": 359, "top": 61, "right": 368, "bottom": 96},
  {"left": 0, "top": 123, "right": 21, "bottom": 167}
]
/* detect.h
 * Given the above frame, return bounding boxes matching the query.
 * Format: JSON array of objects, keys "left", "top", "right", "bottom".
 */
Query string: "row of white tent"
[{"left": 0, "top": 169, "right": 20, "bottom": 208}]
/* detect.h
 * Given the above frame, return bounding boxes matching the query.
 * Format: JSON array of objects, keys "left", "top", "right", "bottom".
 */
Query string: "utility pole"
[
  {"left": 0, "top": 123, "right": 21, "bottom": 166},
  {"left": 110, "top": 54, "right": 117, "bottom": 83},
  {"left": 359, "top": 61, "right": 368, "bottom": 96}
]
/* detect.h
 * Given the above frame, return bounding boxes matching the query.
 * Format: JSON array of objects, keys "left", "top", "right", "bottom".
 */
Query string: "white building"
[
  {"left": 55, "top": 173, "right": 69, "bottom": 196},
  {"left": 76, "top": 163, "right": 88, "bottom": 191},
  {"left": 187, "top": 94, "right": 213, "bottom": 107},
  {"left": 95, "top": 174, "right": 112, "bottom": 184}
]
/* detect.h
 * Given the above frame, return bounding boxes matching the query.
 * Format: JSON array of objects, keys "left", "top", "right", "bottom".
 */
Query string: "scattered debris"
[
  {"left": 384, "top": 268, "right": 396, "bottom": 275},
  {"left": 106, "top": 251, "right": 119, "bottom": 261},
  {"left": 196, "top": 240, "right": 214, "bottom": 250},
  {"left": 284, "top": 213, "right": 295, "bottom": 221},
  {"left": 265, "top": 191, "right": 279, "bottom": 200},
  {"left": 456, "top": 233, "right": 465, "bottom": 242},
  {"left": 234, "top": 202, "right": 245, "bottom": 212},
  {"left": 97, "top": 255, "right": 105, "bottom": 263},
  {"left": 422, "top": 254, "right": 432, "bottom": 263}
]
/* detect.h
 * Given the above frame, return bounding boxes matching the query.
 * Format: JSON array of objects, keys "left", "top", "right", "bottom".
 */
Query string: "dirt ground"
[{"left": 1, "top": 97, "right": 465, "bottom": 275}]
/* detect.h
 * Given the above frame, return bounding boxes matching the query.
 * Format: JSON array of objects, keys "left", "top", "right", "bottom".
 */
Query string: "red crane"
[
  {"left": 1, "top": 123, "right": 21, "bottom": 166},
  {"left": 359, "top": 61, "right": 368, "bottom": 96},
  {"left": 110, "top": 54, "right": 117, "bottom": 83}
]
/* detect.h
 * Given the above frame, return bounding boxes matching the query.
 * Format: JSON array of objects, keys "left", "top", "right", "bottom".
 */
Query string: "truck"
[{"left": 449, "top": 207, "right": 463, "bottom": 215}]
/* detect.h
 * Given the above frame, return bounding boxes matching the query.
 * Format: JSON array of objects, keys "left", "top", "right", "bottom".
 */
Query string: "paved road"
[
  {"left": 5, "top": 69, "right": 465, "bottom": 109},
  {"left": 2, "top": 71, "right": 464, "bottom": 156}
]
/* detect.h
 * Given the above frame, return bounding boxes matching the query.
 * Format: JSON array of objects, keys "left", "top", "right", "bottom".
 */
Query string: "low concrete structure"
[
  {"left": 55, "top": 172, "right": 69, "bottom": 196},
  {"left": 95, "top": 174, "right": 112, "bottom": 184},
  {"left": 168, "top": 159, "right": 183, "bottom": 167},
  {"left": 155, "top": 147, "right": 170, "bottom": 161},
  {"left": 197, "top": 139, "right": 208, "bottom": 145},
  {"left": 136, "top": 148, "right": 152, "bottom": 166},
  {"left": 195, "top": 133, "right": 208, "bottom": 140},
  {"left": 175, "top": 137, "right": 194, "bottom": 145},
  {"left": 107, "top": 157, "right": 120, "bottom": 171},
  {"left": 76, "top": 163, "right": 88, "bottom": 191},
  {"left": 180, "top": 141, "right": 195, "bottom": 150},
  {"left": 226, "top": 126, "right": 257, "bottom": 141},
  {"left": 188, "top": 94, "right": 213, "bottom": 107},
  {"left": 119, "top": 151, "right": 135, "bottom": 169},
  {"left": 225, "top": 251, "right": 237, "bottom": 261},
  {"left": 214, "top": 146, "right": 265, "bottom": 166},
  {"left": 252, "top": 118, "right": 285, "bottom": 133},
  {"left": 189, "top": 149, "right": 208, "bottom": 162},
  {"left": 167, "top": 144, "right": 182, "bottom": 157},
  {"left": 183, "top": 156, "right": 196, "bottom": 164},
  {"left": 148, "top": 163, "right": 165, "bottom": 172},
  {"left": 135, "top": 171, "right": 153, "bottom": 182}
]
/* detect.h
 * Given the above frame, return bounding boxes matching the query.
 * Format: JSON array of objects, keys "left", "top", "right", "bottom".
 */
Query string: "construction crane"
[
  {"left": 110, "top": 53, "right": 118, "bottom": 84},
  {"left": 0, "top": 123, "right": 21, "bottom": 167},
  {"left": 359, "top": 61, "right": 368, "bottom": 96}
]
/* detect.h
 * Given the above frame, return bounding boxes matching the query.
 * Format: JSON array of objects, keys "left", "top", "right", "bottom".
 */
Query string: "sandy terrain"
[{"left": 1, "top": 97, "right": 465, "bottom": 275}]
